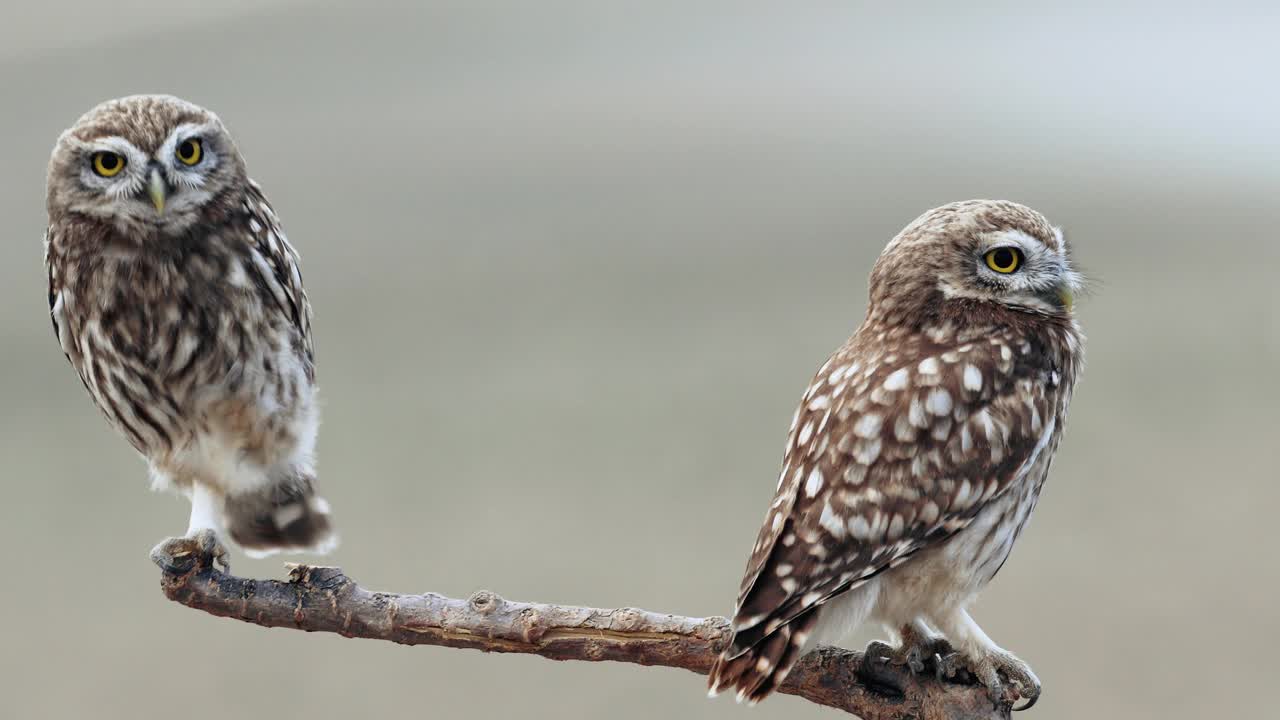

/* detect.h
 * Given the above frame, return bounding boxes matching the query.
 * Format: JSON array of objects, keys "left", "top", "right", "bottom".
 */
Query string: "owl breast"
[
  {"left": 871, "top": 415, "right": 1062, "bottom": 628},
  {"left": 50, "top": 213, "right": 315, "bottom": 482}
]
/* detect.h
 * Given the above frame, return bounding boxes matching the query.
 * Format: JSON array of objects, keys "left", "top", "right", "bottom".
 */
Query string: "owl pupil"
[
  {"left": 101, "top": 154, "right": 118, "bottom": 169},
  {"left": 994, "top": 249, "right": 1013, "bottom": 268},
  {"left": 180, "top": 142, "right": 194, "bottom": 158}
]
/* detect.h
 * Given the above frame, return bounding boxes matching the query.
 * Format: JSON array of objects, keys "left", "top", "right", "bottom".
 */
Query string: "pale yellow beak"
[
  {"left": 1058, "top": 285, "right": 1075, "bottom": 313},
  {"left": 147, "top": 168, "right": 167, "bottom": 214}
]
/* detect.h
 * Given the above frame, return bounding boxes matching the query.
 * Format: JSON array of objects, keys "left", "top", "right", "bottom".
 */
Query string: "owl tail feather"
[
  {"left": 707, "top": 607, "right": 819, "bottom": 705},
  {"left": 224, "top": 470, "right": 337, "bottom": 557}
]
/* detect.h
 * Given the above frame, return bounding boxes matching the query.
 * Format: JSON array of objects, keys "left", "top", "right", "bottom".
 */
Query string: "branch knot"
[{"left": 468, "top": 590, "right": 500, "bottom": 614}]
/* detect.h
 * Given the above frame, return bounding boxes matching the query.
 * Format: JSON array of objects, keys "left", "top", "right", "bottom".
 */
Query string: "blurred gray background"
[{"left": 2, "top": 1, "right": 1277, "bottom": 718}]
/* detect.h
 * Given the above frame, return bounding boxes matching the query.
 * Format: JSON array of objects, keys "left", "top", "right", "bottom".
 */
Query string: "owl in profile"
[
  {"left": 44, "top": 95, "right": 335, "bottom": 568},
  {"left": 708, "top": 200, "right": 1084, "bottom": 708}
]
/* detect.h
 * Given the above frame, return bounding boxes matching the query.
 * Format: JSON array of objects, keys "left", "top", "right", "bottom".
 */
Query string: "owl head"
[
  {"left": 870, "top": 199, "right": 1083, "bottom": 320},
  {"left": 47, "top": 95, "right": 247, "bottom": 237}
]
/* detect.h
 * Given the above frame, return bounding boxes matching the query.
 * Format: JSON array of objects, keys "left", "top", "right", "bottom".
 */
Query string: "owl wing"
[
  {"left": 45, "top": 229, "right": 87, "bottom": 379},
  {"left": 240, "top": 181, "right": 315, "bottom": 367},
  {"left": 710, "top": 332, "right": 1063, "bottom": 699}
]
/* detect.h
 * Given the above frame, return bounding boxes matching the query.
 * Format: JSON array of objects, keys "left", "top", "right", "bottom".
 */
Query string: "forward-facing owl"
[
  {"left": 708, "top": 200, "right": 1084, "bottom": 708},
  {"left": 44, "top": 95, "right": 335, "bottom": 567}
]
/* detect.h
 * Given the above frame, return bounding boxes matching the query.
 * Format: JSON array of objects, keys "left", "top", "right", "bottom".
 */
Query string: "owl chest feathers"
[
  {"left": 49, "top": 223, "right": 313, "bottom": 462},
  {"left": 870, "top": 322, "right": 1078, "bottom": 624},
  {"left": 873, "top": 418, "right": 1059, "bottom": 625}
]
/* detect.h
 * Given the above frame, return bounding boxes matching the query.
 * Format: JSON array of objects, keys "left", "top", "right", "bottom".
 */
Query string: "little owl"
[
  {"left": 708, "top": 200, "right": 1084, "bottom": 709},
  {"left": 44, "top": 95, "right": 335, "bottom": 568}
]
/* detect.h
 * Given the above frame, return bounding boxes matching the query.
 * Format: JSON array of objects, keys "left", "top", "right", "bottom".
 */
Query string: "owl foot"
[
  {"left": 858, "top": 631, "right": 956, "bottom": 699},
  {"left": 937, "top": 649, "right": 1040, "bottom": 711},
  {"left": 863, "top": 627, "right": 954, "bottom": 674},
  {"left": 150, "top": 529, "right": 230, "bottom": 574},
  {"left": 856, "top": 643, "right": 911, "bottom": 697},
  {"left": 901, "top": 625, "right": 954, "bottom": 675}
]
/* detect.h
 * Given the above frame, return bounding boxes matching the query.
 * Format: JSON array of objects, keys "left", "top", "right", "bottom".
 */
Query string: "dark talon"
[
  {"left": 934, "top": 651, "right": 972, "bottom": 683},
  {"left": 1012, "top": 693, "right": 1040, "bottom": 712}
]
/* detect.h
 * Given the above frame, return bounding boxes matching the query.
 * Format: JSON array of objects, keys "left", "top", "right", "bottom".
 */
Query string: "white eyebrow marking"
[{"left": 983, "top": 228, "right": 1039, "bottom": 249}]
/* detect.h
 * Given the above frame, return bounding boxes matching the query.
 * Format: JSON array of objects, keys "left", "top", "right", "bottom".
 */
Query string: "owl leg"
[
  {"left": 933, "top": 609, "right": 1040, "bottom": 710},
  {"left": 149, "top": 483, "right": 230, "bottom": 573},
  {"left": 863, "top": 619, "right": 953, "bottom": 674}
]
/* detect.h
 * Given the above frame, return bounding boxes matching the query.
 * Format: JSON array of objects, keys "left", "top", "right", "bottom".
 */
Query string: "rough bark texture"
[{"left": 154, "top": 549, "right": 1010, "bottom": 719}]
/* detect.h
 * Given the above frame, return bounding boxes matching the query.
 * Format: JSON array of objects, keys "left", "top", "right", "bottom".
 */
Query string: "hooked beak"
[
  {"left": 1057, "top": 284, "right": 1075, "bottom": 314},
  {"left": 1036, "top": 278, "right": 1077, "bottom": 315},
  {"left": 147, "top": 167, "right": 167, "bottom": 214}
]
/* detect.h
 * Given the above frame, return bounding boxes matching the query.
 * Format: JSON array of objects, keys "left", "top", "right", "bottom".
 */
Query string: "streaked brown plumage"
[
  {"left": 708, "top": 200, "right": 1084, "bottom": 707},
  {"left": 44, "top": 95, "right": 334, "bottom": 564}
]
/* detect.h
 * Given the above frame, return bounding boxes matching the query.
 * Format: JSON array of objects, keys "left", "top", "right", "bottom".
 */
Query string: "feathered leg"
[{"left": 150, "top": 482, "right": 230, "bottom": 572}]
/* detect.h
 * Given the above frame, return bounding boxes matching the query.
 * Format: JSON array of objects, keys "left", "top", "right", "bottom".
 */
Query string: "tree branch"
[{"left": 152, "top": 549, "right": 1008, "bottom": 720}]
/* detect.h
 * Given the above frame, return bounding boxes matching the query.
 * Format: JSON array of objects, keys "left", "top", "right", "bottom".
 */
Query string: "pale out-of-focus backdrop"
[{"left": 2, "top": 2, "right": 1277, "bottom": 719}]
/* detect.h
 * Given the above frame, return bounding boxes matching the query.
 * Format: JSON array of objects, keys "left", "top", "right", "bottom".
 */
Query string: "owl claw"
[
  {"left": 150, "top": 529, "right": 230, "bottom": 574},
  {"left": 905, "top": 637, "right": 953, "bottom": 675},
  {"left": 864, "top": 632, "right": 954, "bottom": 675},
  {"left": 997, "top": 654, "right": 1041, "bottom": 711},
  {"left": 935, "top": 651, "right": 967, "bottom": 681},
  {"left": 862, "top": 640, "right": 899, "bottom": 666},
  {"left": 857, "top": 643, "right": 909, "bottom": 697},
  {"left": 940, "top": 649, "right": 1040, "bottom": 710}
]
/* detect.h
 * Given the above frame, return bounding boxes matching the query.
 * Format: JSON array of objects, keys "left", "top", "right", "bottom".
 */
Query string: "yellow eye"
[
  {"left": 176, "top": 138, "right": 202, "bottom": 166},
  {"left": 92, "top": 152, "right": 126, "bottom": 177},
  {"left": 984, "top": 246, "right": 1022, "bottom": 274}
]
